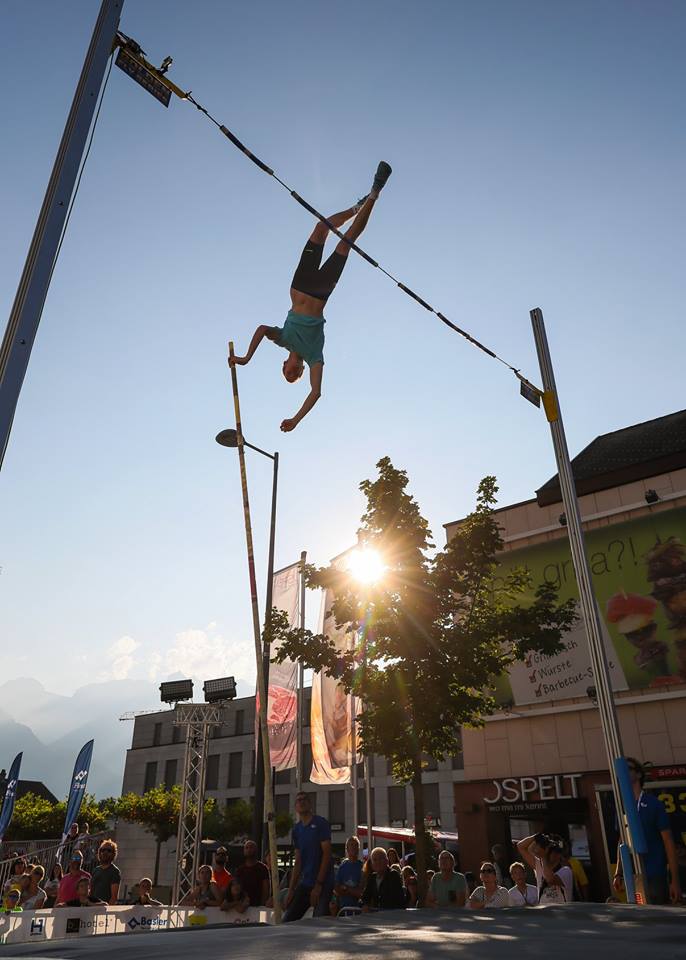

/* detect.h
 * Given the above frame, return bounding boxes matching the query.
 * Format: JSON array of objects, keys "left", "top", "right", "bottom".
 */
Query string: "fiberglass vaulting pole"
[
  {"left": 228, "top": 343, "right": 282, "bottom": 921},
  {"left": 0, "top": 0, "right": 124, "bottom": 471},
  {"left": 530, "top": 308, "right": 645, "bottom": 902}
]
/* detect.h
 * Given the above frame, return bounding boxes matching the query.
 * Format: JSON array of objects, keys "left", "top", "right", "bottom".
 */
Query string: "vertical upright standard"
[
  {"left": 0, "top": 0, "right": 124, "bottom": 471},
  {"left": 252, "top": 447, "right": 279, "bottom": 857},
  {"left": 296, "top": 550, "right": 307, "bottom": 791},
  {"left": 530, "top": 307, "right": 644, "bottom": 900},
  {"left": 228, "top": 342, "right": 281, "bottom": 921}
]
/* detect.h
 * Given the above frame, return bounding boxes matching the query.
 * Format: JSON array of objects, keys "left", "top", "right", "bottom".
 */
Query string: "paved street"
[{"left": 3, "top": 905, "right": 685, "bottom": 960}]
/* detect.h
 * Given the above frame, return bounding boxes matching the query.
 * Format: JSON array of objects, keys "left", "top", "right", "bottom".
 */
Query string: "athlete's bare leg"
[
  {"left": 309, "top": 206, "right": 359, "bottom": 245},
  {"left": 334, "top": 194, "right": 377, "bottom": 255}
]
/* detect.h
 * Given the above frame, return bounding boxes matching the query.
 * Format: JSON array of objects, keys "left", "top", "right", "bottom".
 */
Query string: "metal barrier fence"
[{"left": 0, "top": 833, "right": 109, "bottom": 893}]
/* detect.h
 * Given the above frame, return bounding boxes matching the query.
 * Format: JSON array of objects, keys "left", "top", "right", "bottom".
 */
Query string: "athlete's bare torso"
[{"left": 290, "top": 287, "right": 326, "bottom": 318}]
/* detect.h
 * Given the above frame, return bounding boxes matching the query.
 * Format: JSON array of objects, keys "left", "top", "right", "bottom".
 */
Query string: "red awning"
[{"left": 357, "top": 825, "right": 458, "bottom": 846}]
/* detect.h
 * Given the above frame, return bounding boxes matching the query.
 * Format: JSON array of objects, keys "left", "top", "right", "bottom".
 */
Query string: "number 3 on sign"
[{"left": 657, "top": 791, "right": 686, "bottom": 814}]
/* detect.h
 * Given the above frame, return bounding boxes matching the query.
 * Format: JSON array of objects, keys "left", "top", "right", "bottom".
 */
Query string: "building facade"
[
  {"left": 446, "top": 409, "right": 686, "bottom": 899},
  {"left": 117, "top": 690, "right": 464, "bottom": 891}
]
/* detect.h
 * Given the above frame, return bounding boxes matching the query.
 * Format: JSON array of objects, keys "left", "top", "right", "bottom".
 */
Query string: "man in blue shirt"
[
  {"left": 230, "top": 162, "right": 392, "bottom": 433},
  {"left": 283, "top": 792, "right": 334, "bottom": 922},
  {"left": 613, "top": 757, "right": 681, "bottom": 904}
]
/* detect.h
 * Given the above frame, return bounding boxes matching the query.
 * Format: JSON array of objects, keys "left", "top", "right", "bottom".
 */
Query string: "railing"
[{"left": 0, "top": 833, "right": 108, "bottom": 891}]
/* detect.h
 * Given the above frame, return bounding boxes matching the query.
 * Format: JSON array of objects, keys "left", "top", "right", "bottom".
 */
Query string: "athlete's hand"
[
  {"left": 280, "top": 418, "right": 297, "bottom": 432},
  {"left": 229, "top": 355, "right": 248, "bottom": 367}
]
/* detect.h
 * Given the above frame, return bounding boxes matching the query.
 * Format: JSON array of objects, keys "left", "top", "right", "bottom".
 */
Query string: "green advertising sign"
[{"left": 494, "top": 508, "right": 686, "bottom": 704}]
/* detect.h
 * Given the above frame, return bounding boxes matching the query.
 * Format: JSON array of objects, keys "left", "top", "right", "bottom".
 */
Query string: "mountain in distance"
[{"left": 0, "top": 675, "right": 251, "bottom": 799}]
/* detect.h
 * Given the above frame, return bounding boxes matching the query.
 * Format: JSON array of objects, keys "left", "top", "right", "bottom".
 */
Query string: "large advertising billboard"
[{"left": 494, "top": 508, "right": 686, "bottom": 705}]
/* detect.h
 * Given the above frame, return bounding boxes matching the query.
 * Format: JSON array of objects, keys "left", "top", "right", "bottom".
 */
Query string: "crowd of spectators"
[{"left": 2, "top": 758, "right": 681, "bottom": 917}]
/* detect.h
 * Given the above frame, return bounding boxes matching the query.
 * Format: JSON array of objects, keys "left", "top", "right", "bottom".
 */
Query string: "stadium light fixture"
[
  {"left": 203, "top": 676, "right": 237, "bottom": 703},
  {"left": 160, "top": 679, "right": 194, "bottom": 705}
]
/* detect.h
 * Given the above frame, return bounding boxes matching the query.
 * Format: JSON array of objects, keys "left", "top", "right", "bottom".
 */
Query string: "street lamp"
[{"left": 215, "top": 427, "right": 279, "bottom": 857}]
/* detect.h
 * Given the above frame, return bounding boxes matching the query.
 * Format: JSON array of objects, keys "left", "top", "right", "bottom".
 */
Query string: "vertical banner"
[
  {"left": 0, "top": 752, "right": 23, "bottom": 842},
  {"left": 310, "top": 553, "right": 355, "bottom": 785},
  {"left": 60, "top": 740, "right": 94, "bottom": 844},
  {"left": 267, "top": 562, "right": 301, "bottom": 771}
]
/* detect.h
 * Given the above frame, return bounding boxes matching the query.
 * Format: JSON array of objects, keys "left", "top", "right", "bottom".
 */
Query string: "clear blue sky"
[{"left": 2, "top": 0, "right": 685, "bottom": 698}]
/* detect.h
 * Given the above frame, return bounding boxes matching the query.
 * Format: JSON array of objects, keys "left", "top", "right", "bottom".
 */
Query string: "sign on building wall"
[{"left": 494, "top": 508, "right": 686, "bottom": 704}]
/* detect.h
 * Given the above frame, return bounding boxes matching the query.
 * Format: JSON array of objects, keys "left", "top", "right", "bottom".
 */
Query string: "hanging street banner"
[
  {"left": 0, "top": 752, "right": 23, "bottom": 842},
  {"left": 60, "top": 740, "right": 94, "bottom": 844},
  {"left": 266, "top": 562, "right": 301, "bottom": 771},
  {"left": 493, "top": 508, "right": 686, "bottom": 705},
  {"left": 310, "top": 552, "right": 356, "bottom": 785}
]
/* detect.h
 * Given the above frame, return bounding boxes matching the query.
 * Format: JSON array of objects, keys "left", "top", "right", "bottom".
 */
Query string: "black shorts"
[{"left": 291, "top": 241, "right": 348, "bottom": 303}]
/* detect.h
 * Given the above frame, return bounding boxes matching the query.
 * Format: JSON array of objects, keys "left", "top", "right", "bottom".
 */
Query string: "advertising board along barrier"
[{"left": 0, "top": 905, "right": 274, "bottom": 945}]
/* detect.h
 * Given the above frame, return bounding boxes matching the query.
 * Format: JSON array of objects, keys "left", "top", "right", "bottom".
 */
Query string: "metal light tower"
[{"left": 171, "top": 702, "right": 225, "bottom": 905}]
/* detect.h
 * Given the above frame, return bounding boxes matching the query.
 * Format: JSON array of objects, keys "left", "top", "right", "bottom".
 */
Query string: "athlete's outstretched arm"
[
  {"left": 230, "top": 325, "right": 279, "bottom": 366},
  {"left": 281, "top": 363, "right": 323, "bottom": 432}
]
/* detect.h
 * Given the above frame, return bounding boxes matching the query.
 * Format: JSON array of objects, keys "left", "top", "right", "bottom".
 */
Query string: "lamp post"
[{"left": 215, "top": 428, "right": 278, "bottom": 858}]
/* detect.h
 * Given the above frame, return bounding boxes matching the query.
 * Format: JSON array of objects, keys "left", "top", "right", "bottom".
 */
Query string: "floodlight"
[
  {"left": 203, "top": 676, "right": 237, "bottom": 703},
  {"left": 160, "top": 679, "right": 194, "bottom": 704}
]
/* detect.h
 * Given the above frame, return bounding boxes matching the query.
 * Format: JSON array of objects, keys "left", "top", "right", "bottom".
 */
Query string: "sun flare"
[{"left": 346, "top": 547, "right": 386, "bottom": 585}]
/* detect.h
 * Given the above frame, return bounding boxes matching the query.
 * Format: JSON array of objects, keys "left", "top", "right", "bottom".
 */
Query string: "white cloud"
[
  {"left": 95, "top": 625, "right": 255, "bottom": 690},
  {"left": 99, "top": 634, "right": 141, "bottom": 681}
]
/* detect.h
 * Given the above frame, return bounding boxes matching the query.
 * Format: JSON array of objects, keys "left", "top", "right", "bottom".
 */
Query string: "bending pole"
[
  {"left": 0, "top": 0, "right": 124, "bottom": 471},
  {"left": 228, "top": 342, "right": 281, "bottom": 922}
]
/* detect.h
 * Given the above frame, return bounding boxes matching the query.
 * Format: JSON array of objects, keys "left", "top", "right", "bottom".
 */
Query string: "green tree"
[
  {"left": 5, "top": 792, "right": 112, "bottom": 841},
  {"left": 271, "top": 458, "right": 576, "bottom": 903}
]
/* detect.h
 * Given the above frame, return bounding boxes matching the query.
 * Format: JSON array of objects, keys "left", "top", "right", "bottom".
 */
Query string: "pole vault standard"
[
  {"left": 0, "top": 0, "right": 124, "bottom": 471},
  {"left": 227, "top": 342, "right": 281, "bottom": 922},
  {"left": 530, "top": 308, "right": 644, "bottom": 902}
]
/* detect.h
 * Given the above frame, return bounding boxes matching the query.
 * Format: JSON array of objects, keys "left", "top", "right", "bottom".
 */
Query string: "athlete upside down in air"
[{"left": 230, "top": 161, "right": 392, "bottom": 432}]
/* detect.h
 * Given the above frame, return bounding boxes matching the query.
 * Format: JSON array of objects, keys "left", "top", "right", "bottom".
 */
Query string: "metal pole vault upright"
[
  {"left": 228, "top": 342, "right": 282, "bottom": 922},
  {"left": 171, "top": 702, "right": 225, "bottom": 905},
  {"left": 530, "top": 307, "right": 645, "bottom": 901},
  {"left": 0, "top": 0, "right": 124, "bottom": 472}
]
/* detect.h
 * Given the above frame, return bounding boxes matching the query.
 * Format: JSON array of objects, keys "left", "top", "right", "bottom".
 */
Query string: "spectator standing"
[
  {"left": 491, "top": 844, "right": 510, "bottom": 886},
  {"left": 44, "top": 863, "right": 63, "bottom": 908},
  {"left": 221, "top": 878, "right": 250, "bottom": 914},
  {"left": 387, "top": 848, "right": 401, "bottom": 868},
  {"left": 57, "top": 852, "right": 91, "bottom": 905},
  {"left": 507, "top": 862, "right": 538, "bottom": 906},
  {"left": 89, "top": 840, "right": 121, "bottom": 905},
  {"left": 467, "top": 862, "right": 510, "bottom": 909},
  {"left": 283, "top": 792, "right": 334, "bottom": 922},
  {"left": 59, "top": 877, "right": 105, "bottom": 907},
  {"left": 402, "top": 866, "right": 419, "bottom": 907},
  {"left": 62, "top": 823, "right": 80, "bottom": 867},
  {"left": 333, "top": 836, "right": 364, "bottom": 914},
  {"left": 613, "top": 758, "right": 681, "bottom": 905},
  {"left": 517, "top": 834, "right": 573, "bottom": 904},
  {"left": 21, "top": 866, "right": 47, "bottom": 909},
  {"left": 236, "top": 840, "right": 270, "bottom": 906},
  {"left": 211, "top": 846, "right": 233, "bottom": 897},
  {"left": 360, "top": 847, "right": 407, "bottom": 912},
  {"left": 133, "top": 877, "right": 162, "bottom": 906},
  {"left": 76, "top": 823, "right": 95, "bottom": 873},
  {"left": 427, "top": 850, "right": 467, "bottom": 908}
]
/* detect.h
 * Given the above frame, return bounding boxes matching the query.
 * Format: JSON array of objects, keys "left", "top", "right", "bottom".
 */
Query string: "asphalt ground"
[{"left": 3, "top": 904, "right": 685, "bottom": 960}]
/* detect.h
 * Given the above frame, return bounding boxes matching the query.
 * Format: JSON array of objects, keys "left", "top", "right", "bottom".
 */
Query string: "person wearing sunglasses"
[
  {"left": 3, "top": 889, "right": 23, "bottom": 913},
  {"left": 467, "top": 861, "right": 510, "bottom": 909}
]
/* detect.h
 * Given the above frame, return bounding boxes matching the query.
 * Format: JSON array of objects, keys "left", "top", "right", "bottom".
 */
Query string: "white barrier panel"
[{"left": 0, "top": 905, "right": 274, "bottom": 945}]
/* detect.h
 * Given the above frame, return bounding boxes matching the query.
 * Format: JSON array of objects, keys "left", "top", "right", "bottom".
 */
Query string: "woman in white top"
[
  {"left": 467, "top": 862, "right": 511, "bottom": 909},
  {"left": 507, "top": 862, "right": 538, "bottom": 906},
  {"left": 21, "top": 865, "right": 47, "bottom": 910}
]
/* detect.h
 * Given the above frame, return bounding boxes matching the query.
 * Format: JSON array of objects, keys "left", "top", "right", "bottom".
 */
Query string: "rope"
[{"left": 185, "top": 94, "right": 522, "bottom": 377}]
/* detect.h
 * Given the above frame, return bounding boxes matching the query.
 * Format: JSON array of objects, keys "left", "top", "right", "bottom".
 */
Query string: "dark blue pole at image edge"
[{"left": 0, "top": 0, "right": 124, "bottom": 471}]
